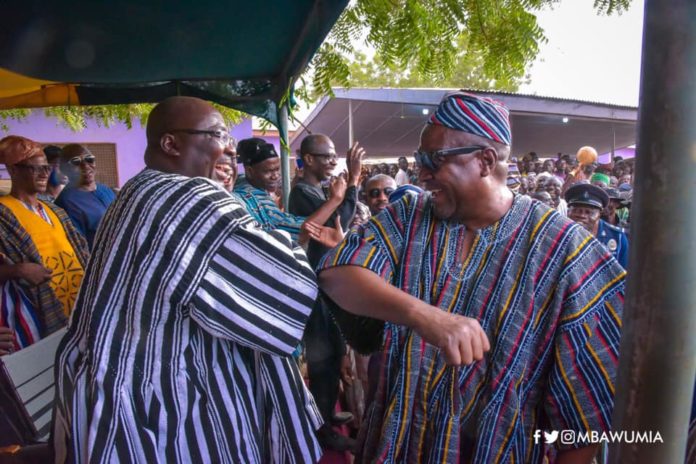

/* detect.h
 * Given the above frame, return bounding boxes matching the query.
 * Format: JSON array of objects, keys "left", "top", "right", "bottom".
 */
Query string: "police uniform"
[
  {"left": 565, "top": 183, "right": 630, "bottom": 268},
  {"left": 597, "top": 219, "right": 629, "bottom": 268}
]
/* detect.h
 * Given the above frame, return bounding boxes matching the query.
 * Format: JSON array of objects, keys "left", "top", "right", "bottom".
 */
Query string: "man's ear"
[
  {"left": 301, "top": 154, "right": 313, "bottom": 169},
  {"left": 479, "top": 147, "right": 499, "bottom": 177},
  {"left": 160, "top": 133, "right": 180, "bottom": 157}
]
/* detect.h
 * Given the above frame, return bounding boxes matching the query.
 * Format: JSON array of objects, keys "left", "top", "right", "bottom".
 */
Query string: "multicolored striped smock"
[{"left": 319, "top": 193, "right": 625, "bottom": 464}]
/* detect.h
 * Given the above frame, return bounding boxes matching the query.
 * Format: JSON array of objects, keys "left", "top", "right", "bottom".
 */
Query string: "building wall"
[{"left": 0, "top": 112, "right": 253, "bottom": 186}]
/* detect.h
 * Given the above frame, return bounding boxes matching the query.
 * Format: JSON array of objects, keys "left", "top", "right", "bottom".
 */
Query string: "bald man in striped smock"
[{"left": 53, "top": 97, "right": 323, "bottom": 463}]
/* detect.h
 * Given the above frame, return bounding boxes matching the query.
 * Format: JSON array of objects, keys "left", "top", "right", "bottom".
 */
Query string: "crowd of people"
[{"left": 0, "top": 93, "right": 693, "bottom": 463}]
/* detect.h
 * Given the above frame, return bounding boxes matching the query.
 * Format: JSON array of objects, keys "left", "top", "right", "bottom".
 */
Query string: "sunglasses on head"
[
  {"left": 413, "top": 145, "right": 486, "bottom": 171},
  {"left": 68, "top": 155, "right": 96, "bottom": 166},
  {"left": 368, "top": 187, "right": 395, "bottom": 199}
]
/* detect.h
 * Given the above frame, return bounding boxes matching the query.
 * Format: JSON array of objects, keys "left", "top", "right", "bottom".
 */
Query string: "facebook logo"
[{"left": 533, "top": 430, "right": 559, "bottom": 444}]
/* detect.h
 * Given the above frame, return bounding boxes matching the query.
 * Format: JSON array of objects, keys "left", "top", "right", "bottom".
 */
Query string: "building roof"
[{"left": 290, "top": 88, "right": 638, "bottom": 158}]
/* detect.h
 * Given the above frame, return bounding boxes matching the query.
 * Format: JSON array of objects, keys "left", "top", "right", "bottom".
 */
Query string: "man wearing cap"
[
  {"left": 590, "top": 172, "right": 611, "bottom": 188},
  {"left": 233, "top": 137, "right": 347, "bottom": 242},
  {"left": 0, "top": 136, "right": 88, "bottom": 352},
  {"left": 566, "top": 183, "right": 629, "bottom": 269},
  {"left": 318, "top": 92, "right": 625, "bottom": 463}
]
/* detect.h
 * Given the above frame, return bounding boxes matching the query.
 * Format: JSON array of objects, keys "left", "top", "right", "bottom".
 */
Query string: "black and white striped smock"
[{"left": 53, "top": 169, "right": 323, "bottom": 463}]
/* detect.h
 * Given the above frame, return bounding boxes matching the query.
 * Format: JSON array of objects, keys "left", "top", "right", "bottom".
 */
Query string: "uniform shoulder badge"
[{"left": 607, "top": 238, "right": 618, "bottom": 251}]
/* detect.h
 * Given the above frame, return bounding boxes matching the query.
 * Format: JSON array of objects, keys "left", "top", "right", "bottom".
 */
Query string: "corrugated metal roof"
[{"left": 331, "top": 87, "right": 638, "bottom": 111}]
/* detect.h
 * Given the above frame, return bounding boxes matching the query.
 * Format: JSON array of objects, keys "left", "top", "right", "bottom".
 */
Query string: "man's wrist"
[
  {"left": 327, "top": 195, "right": 343, "bottom": 207},
  {"left": 404, "top": 300, "right": 428, "bottom": 332}
]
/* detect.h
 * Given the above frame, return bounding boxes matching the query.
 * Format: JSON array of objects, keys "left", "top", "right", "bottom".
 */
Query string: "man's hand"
[
  {"left": 17, "top": 263, "right": 52, "bottom": 286},
  {"left": 302, "top": 216, "right": 345, "bottom": 249},
  {"left": 0, "top": 327, "right": 15, "bottom": 356},
  {"left": 346, "top": 142, "right": 365, "bottom": 187},
  {"left": 328, "top": 175, "right": 347, "bottom": 203},
  {"left": 413, "top": 308, "right": 490, "bottom": 366}
]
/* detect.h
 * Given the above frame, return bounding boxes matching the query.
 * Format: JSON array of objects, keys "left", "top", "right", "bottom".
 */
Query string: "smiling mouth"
[{"left": 428, "top": 188, "right": 443, "bottom": 198}]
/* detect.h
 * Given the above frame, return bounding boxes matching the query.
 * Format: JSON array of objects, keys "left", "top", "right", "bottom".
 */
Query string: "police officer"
[{"left": 565, "top": 183, "right": 629, "bottom": 268}]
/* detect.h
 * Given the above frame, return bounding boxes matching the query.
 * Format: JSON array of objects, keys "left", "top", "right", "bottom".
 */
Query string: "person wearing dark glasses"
[
  {"left": 0, "top": 136, "right": 89, "bottom": 353},
  {"left": 318, "top": 92, "right": 626, "bottom": 464},
  {"left": 364, "top": 174, "right": 396, "bottom": 216},
  {"left": 55, "top": 144, "right": 116, "bottom": 249}
]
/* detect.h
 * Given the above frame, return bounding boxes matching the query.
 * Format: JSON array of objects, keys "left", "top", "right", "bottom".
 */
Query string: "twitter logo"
[{"left": 544, "top": 431, "right": 559, "bottom": 444}]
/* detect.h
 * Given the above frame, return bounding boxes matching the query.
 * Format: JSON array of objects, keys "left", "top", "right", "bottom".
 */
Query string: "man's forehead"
[
  {"left": 202, "top": 110, "right": 225, "bottom": 128},
  {"left": 174, "top": 105, "right": 224, "bottom": 130},
  {"left": 366, "top": 177, "right": 396, "bottom": 189},
  {"left": 419, "top": 124, "right": 474, "bottom": 150},
  {"left": 319, "top": 138, "right": 336, "bottom": 153}
]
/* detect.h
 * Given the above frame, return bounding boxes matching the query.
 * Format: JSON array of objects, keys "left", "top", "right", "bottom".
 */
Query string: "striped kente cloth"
[
  {"left": 319, "top": 193, "right": 625, "bottom": 463},
  {"left": 54, "top": 169, "right": 322, "bottom": 463},
  {"left": 233, "top": 175, "right": 304, "bottom": 241}
]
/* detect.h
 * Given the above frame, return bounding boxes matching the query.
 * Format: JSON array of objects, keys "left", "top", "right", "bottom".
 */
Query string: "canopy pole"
[
  {"left": 278, "top": 103, "right": 291, "bottom": 208},
  {"left": 609, "top": 1, "right": 696, "bottom": 462},
  {"left": 611, "top": 124, "right": 616, "bottom": 162},
  {"left": 348, "top": 99, "right": 354, "bottom": 147}
]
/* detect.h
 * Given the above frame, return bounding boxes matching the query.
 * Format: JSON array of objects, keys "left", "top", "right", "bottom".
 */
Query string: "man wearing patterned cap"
[
  {"left": 0, "top": 136, "right": 88, "bottom": 353},
  {"left": 318, "top": 92, "right": 625, "bottom": 463}
]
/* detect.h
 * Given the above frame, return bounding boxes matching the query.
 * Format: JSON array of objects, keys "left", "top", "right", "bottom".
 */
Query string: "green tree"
[
  {"left": 341, "top": 36, "right": 529, "bottom": 93},
  {"left": 307, "top": 0, "right": 631, "bottom": 98},
  {"left": 0, "top": 103, "right": 243, "bottom": 133}
]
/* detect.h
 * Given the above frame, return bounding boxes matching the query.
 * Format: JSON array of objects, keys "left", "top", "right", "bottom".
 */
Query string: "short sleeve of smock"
[
  {"left": 318, "top": 194, "right": 413, "bottom": 281},
  {"left": 317, "top": 195, "right": 414, "bottom": 354}
]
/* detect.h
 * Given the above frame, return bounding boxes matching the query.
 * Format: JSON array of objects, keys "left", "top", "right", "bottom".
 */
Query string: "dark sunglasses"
[
  {"left": 68, "top": 155, "right": 96, "bottom": 166},
  {"left": 368, "top": 187, "right": 395, "bottom": 199},
  {"left": 414, "top": 145, "right": 486, "bottom": 171},
  {"left": 15, "top": 164, "right": 52, "bottom": 175}
]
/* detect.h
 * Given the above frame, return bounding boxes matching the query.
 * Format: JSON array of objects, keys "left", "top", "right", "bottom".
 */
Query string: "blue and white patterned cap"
[{"left": 428, "top": 92, "right": 511, "bottom": 146}]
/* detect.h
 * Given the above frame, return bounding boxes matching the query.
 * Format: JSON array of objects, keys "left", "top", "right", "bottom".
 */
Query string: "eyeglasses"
[
  {"left": 414, "top": 145, "right": 486, "bottom": 171},
  {"left": 68, "top": 155, "right": 96, "bottom": 166},
  {"left": 310, "top": 152, "right": 338, "bottom": 162},
  {"left": 14, "top": 164, "right": 52, "bottom": 175},
  {"left": 168, "top": 129, "right": 232, "bottom": 146},
  {"left": 368, "top": 187, "right": 395, "bottom": 199}
]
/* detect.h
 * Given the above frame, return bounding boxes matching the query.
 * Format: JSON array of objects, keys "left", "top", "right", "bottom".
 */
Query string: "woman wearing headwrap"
[{"left": 0, "top": 135, "right": 89, "bottom": 352}]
